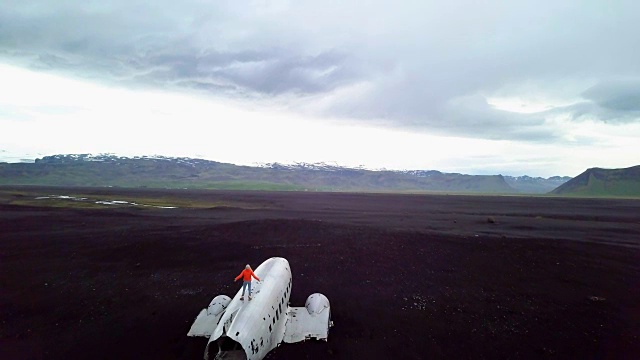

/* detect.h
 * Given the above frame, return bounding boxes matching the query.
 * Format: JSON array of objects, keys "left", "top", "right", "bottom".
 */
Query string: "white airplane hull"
[{"left": 188, "top": 257, "right": 332, "bottom": 360}]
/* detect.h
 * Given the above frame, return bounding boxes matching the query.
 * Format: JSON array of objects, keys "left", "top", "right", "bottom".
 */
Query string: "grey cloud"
[
  {"left": 536, "top": 80, "right": 640, "bottom": 124},
  {"left": 318, "top": 72, "right": 558, "bottom": 141},
  {"left": 0, "top": 1, "right": 362, "bottom": 97},
  {"left": 583, "top": 80, "right": 640, "bottom": 113},
  {"left": 567, "top": 102, "right": 640, "bottom": 124},
  {"left": 1, "top": 0, "right": 640, "bottom": 140},
  {"left": 136, "top": 48, "right": 359, "bottom": 95},
  {"left": 439, "top": 96, "right": 552, "bottom": 141},
  {"left": 6, "top": 42, "right": 359, "bottom": 98}
]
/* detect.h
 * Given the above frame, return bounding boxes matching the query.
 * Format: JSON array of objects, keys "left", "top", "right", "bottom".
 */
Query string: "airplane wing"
[
  {"left": 283, "top": 293, "right": 332, "bottom": 343},
  {"left": 187, "top": 295, "right": 231, "bottom": 337}
]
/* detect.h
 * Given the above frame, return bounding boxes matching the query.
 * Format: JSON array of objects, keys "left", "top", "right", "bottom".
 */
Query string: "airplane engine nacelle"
[
  {"left": 305, "top": 293, "right": 330, "bottom": 315},
  {"left": 207, "top": 295, "right": 231, "bottom": 316}
]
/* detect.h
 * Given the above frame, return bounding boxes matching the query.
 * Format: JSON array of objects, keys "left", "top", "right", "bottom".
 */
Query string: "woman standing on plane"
[{"left": 234, "top": 264, "right": 261, "bottom": 300}]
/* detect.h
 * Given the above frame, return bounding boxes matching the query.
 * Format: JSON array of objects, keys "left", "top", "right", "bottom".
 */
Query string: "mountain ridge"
[
  {"left": 0, "top": 153, "right": 576, "bottom": 194},
  {"left": 0, "top": 153, "right": 520, "bottom": 193},
  {"left": 503, "top": 174, "right": 572, "bottom": 193},
  {"left": 551, "top": 165, "right": 640, "bottom": 197}
]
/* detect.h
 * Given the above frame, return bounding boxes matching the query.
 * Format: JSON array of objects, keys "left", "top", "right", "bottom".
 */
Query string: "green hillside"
[
  {"left": 550, "top": 165, "right": 640, "bottom": 197},
  {"left": 0, "top": 154, "right": 516, "bottom": 193}
]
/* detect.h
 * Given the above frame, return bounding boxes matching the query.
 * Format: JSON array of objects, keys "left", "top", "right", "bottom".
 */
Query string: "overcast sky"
[{"left": 1, "top": 0, "right": 639, "bottom": 176}]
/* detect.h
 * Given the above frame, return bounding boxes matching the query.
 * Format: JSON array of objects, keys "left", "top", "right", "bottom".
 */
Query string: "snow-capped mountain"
[{"left": 1, "top": 154, "right": 570, "bottom": 193}]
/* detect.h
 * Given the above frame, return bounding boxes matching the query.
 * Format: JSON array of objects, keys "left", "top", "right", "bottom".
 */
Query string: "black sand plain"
[{"left": 1, "top": 186, "right": 639, "bottom": 359}]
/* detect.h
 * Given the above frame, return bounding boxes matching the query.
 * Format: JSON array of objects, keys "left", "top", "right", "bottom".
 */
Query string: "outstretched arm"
[
  {"left": 251, "top": 270, "right": 260, "bottom": 281},
  {"left": 234, "top": 272, "right": 243, "bottom": 282}
]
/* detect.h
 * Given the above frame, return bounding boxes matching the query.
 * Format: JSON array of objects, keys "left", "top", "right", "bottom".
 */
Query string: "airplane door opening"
[{"left": 207, "top": 336, "right": 247, "bottom": 360}]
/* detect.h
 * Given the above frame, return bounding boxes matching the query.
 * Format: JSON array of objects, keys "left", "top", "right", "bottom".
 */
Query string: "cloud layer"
[{"left": 1, "top": 0, "right": 640, "bottom": 142}]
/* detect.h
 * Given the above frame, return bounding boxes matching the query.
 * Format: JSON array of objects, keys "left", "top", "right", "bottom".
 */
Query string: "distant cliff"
[
  {"left": 550, "top": 165, "right": 640, "bottom": 197},
  {"left": 504, "top": 175, "right": 571, "bottom": 193},
  {"left": 0, "top": 154, "right": 518, "bottom": 193}
]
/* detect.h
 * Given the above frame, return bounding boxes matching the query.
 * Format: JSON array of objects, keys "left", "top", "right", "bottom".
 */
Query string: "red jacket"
[{"left": 235, "top": 268, "right": 260, "bottom": 282}]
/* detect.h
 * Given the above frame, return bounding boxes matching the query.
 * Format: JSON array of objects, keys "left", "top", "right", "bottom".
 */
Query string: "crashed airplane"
[{"left": 188, "top": 257, "right": 332, "bottom": 360}]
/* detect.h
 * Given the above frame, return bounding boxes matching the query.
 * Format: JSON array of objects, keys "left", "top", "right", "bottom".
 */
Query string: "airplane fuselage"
[
  {"left": 188, "top": 257, "right": 331, "bottom": 360},
  {"left": 207, "top": 257, "right": 293, "bottom": 359}
]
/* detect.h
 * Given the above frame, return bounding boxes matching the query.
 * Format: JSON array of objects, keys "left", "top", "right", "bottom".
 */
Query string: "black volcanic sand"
[{"left": 1, "top": 187, "right": 639, "bottom": 359}]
